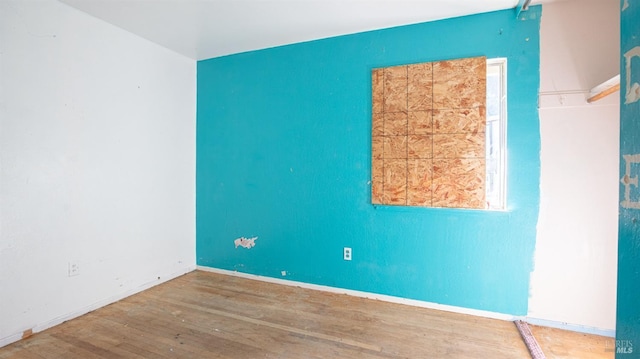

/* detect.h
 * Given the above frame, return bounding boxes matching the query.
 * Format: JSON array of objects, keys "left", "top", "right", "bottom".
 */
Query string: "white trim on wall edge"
[
  {"left": 197, "top": 266, "right": 515, "bottom": 321},
  {"left": 521, "top": 316, "right": 615, "bottom": 338},
  {"left": 0, "top": 265, "right": 196, "bottom": 349}
]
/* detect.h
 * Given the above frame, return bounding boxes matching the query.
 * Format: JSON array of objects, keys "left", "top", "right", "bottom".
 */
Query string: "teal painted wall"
[
  {"left": 617, "top": 0, "right": 640, "bottom": 356},
  {"left": 197, "top": 7, "right": 541, "bottom": 315}
]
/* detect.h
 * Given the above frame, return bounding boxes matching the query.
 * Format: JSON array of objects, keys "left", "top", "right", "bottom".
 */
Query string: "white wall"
[
  {"left": 0, "top": 0, "right": 196, "bottom": 346},
  {"left": 528, "top": 0, "right": 619, "bottom": 333}
]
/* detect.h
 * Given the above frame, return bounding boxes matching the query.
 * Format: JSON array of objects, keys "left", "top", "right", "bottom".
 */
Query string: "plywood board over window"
[{"left": 371, "top": 56, "right": 487, "bottom": 209}]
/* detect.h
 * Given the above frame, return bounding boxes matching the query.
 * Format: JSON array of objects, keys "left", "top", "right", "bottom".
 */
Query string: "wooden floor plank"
[
  {"left": 163, "top": 274, "right": 526, "bottom": 358},
  {"left": 531, "top": 325, "right": 614, "bottom": 359},
  {"left": 0, "top": 270, "right": 611, "bottom": 359}
]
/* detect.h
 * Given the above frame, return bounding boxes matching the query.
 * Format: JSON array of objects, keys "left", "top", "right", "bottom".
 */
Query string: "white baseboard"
[
  {"left": 0, "top": 265, "right": 196, "bottom": 349},
  {"left": 0, "top": 333, "right": 24, "bottom": 351},
  {"left": 521, "top": 316, "right": 615, "bottom": 338},
  {"left": 197, "top": 267, "right": 618, "bottom": 338},
  {"left": 196, "top": 266, "right": 516, "bottom": 321},
  {"left": 3, "top": 265, "right": 612, "bottom": 350}
]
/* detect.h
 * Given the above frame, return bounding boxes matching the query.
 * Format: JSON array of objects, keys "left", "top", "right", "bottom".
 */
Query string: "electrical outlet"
[
  {"left": 343, "top": 247, "right": 352, "bottom": 261},
  {"left": 68, "top": 261, "right": 80, "bottom": 277}
]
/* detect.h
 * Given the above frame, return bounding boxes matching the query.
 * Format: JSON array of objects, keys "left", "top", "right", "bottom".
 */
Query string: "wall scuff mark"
[{"left": 234, "top": 236, "right": 258, "bottom": 249}]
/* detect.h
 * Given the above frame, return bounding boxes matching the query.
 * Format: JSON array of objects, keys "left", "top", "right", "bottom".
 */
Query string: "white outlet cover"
[
  {"left": 344, "top": 247, "right": 352, "bottom": 261},
  {"left": 68, "top": 262, "right": 80, "bottom": 277}
]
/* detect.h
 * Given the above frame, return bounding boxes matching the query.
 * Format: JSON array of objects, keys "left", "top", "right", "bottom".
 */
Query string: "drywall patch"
[{"left": 234, "top": 236, "right": 258, "bottom": 249}]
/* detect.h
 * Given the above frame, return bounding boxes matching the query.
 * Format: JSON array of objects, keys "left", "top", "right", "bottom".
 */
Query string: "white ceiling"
[{"left": 59, "top": 0, "right": 556, "bottom": 61}]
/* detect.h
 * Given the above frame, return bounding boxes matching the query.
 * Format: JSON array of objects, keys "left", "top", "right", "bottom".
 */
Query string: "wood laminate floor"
[
  {"left": 0, "top": 271, "right": 614, "bottom": 358},
  {"left": 530, "top": 325, "right": 614, "bottom": 359}
]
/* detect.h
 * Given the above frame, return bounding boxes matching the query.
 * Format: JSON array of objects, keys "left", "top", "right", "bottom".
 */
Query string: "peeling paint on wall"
[
  {"left": 621, "top": 154, "right": 640, "bottom": 209},
  {"left": 624, "top": 46, "right": 640, "bottom": 104},
  {"left": 234, "top": 236, "right": 258, "bottom": 249}
]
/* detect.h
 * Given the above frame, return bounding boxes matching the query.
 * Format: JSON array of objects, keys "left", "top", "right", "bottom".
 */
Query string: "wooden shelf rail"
[{"left": 587, "top": 74, "right": 620, "bottom": 103}]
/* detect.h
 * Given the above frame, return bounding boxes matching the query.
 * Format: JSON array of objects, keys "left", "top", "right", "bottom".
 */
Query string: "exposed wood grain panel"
[
  {"left": 433, "top": 133, "right": 485, "bottom": 159},
  {"left": 408, "top": 62, "right": 433, "bottom": 111},
  {"left": 383, "top": 136, "right": 407, "bottom": 159},
  {"left": 371, "top": 157, "right": 384, "bottom": 204},
  {"left": 433, "top": 57, "right": 486, "bottom": 109},
  {"left": 407, "top": 159, "right": 432, "bottom": 206},
  {"left": 372, "top": 68, "right": 384, "bottom": 114},
  {"left": 372, "top": 56, "right": 486, "bottom": 208},
  {"left": 407, "top": 135, "right": 432, "bottom": 159},
  {"left": 408, "top": 110, "right": 433, "bottom": 135},
  {"left": 383, "top": 66, "right": 408, "bottom": 113},
  {"left": 372, "top": 112, "right": 384, "bottom": 136},
  {"left": 0, "top": 271, "right": 612, "bottom": 359},
  {"left": 433, "top": 158, "right": 485, "bottom": 208},
  {"left": 372, "top": 136, "right": 384, "bottom": 160},
  {"left": 383, "top": 111, "right": 408, "bottom": 135},
  {"left": 382, "top": 159, "right": 407, "bottom": 205},
  {"left": 433, "top": 107, "right": 485, "bottom": 134}
]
